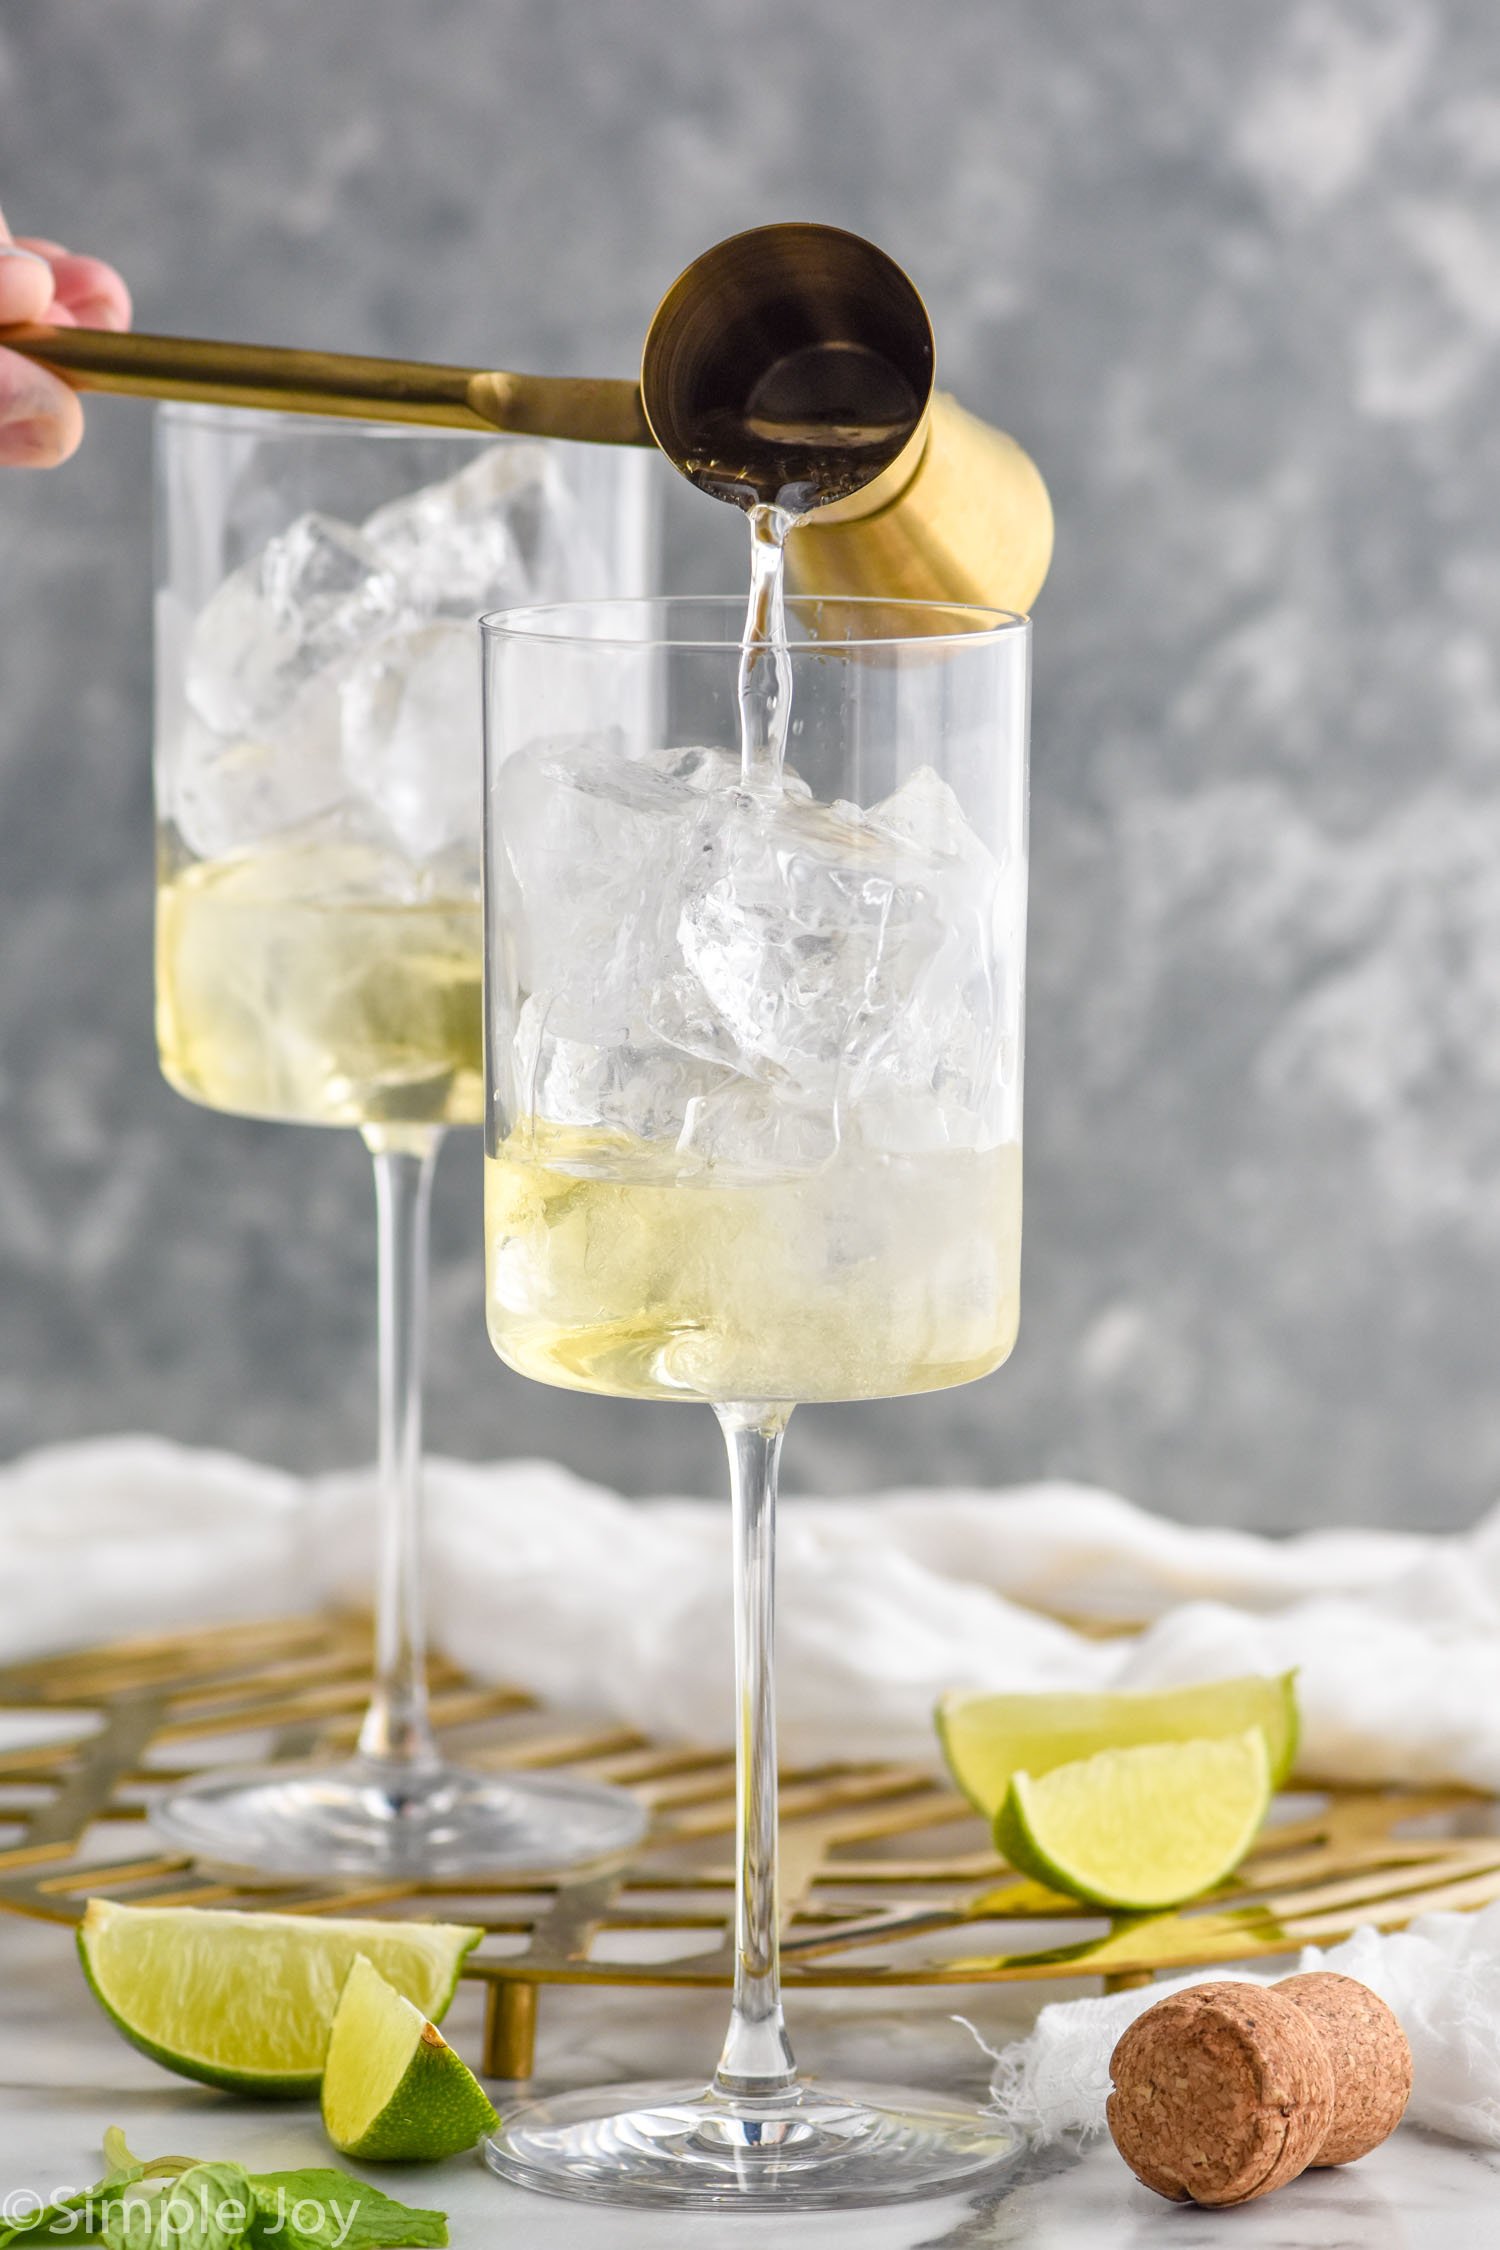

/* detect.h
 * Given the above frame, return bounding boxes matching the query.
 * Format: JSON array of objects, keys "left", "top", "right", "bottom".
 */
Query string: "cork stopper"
[
  {"left": 1108, "top": 1983, "right": 1335, "bottom": 2207},
  {"left": 1275, "top": 1972, "right": 1412, "bottom": 2165},
  {"left": 1107, "top": 1972, "right": 1412, "bottom": 2209}
]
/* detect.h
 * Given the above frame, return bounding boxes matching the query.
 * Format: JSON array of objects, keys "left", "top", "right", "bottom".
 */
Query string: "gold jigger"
[
  {"left": 0, "top": 223, "right": 1051, "bottom": 610},
  {"left": 640, "top": 222, "right": 935, "bottom": 510},
  {"left": 639, "top": 222, "right": 1053, "bottom": 611}
]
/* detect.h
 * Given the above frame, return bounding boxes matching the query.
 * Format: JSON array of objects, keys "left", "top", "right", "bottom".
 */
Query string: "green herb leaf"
[
  {"left": 247, "top": 2175, "right": 446, "bottom": 2250},
  {"left": 0, "top": 2189, "right": 109, "bottom": 2250},
  {"left": 0, "top": 2145, "right": 446, "bottom": 2250},
  {"left": 100, "top": 2164, "right": 253, "bottom": 2250}
]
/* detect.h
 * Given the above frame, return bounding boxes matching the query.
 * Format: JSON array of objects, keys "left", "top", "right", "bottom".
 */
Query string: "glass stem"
[
  {"left": 711, "top": 1403, "right": 798, "bottom": 2100},
  {"left": 357, "top": 1127, "right": 443, "bottom": 1773}
]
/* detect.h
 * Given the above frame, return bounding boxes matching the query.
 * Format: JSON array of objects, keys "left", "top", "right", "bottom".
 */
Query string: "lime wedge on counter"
[
  {"left": 936, "top": 1673, "right": 1298, "bottom": 1816},
  {"left": 322, "top": 1955, "right": 497, "bottom": 2161},
  {"left": 994, "top": 1728, "right": 1272, "bottom": 1910},
  {"left": 78, "top": 1900, "right": 483, "bottom": 2097}
]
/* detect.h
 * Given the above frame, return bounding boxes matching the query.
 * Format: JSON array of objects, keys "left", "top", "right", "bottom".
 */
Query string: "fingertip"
[
  {"left": 0, "top": 407, "right": 85, "bottom": 468},
  {"left": 48, "top": 252, "right": 132, "bottom": 333},
  {"left": 44, "top": 391, "right": 86, "bottom": 466},
  {"left": 0, "top": 356, "right": 84, "bottom": 467},
  {"left": 0, "top": 245, "right": 56, "bottom": 325}
]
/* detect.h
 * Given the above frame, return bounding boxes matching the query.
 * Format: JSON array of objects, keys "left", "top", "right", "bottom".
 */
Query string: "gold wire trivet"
[{"left": 0, "top": 1611, "right": 1495, "bottom": 2079}]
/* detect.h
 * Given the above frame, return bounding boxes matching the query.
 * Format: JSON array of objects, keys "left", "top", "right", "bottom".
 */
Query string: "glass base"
[
  {"left": 483, "top": 2076, "right": 1021, "bottom": 2210},
  {"left": 150, "top": 1755, "right": 647, "bottom": 1878}
]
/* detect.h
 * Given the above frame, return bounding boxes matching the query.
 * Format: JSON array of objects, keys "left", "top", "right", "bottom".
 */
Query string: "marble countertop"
[{"left": 3, "top": 1914, "right": 1492, "bottom": 2248}]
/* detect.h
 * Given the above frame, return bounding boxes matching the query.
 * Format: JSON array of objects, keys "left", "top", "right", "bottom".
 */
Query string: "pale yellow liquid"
[
  {"left": 157, "top": 841, "right": 482, "bottom": 1129},
  {"left": 485, "top": 1121, "right": 1021, "bottom": 1404}
]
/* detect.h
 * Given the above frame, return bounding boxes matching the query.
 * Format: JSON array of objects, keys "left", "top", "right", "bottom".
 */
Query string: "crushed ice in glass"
[
  {"left": 170, "top": 443, "right": 585, "bottom": 865},
  {"left": 495, "top": 745, "right": 1014, "bottom": 1169}
]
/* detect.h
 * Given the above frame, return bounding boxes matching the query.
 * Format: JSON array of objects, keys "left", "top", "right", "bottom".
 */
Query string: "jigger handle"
[{"left": 0, "top": 323, "right": 654, "bottom": 446}]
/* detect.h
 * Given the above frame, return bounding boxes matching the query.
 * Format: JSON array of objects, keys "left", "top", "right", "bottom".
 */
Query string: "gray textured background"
[{"left": 1, "top": 0, "right": 1497, "bottom": 1529}]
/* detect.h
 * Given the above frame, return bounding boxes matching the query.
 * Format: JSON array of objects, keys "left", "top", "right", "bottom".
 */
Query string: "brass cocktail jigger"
[
  {"left": 640, "top": 222, "right": 1053, "bottom": 610},
  {"left": 0, "top": 222, "right": 1052, "bottom": 610},
  {"left": 639, "top": 222, "right": 935, "bottom": 510}
]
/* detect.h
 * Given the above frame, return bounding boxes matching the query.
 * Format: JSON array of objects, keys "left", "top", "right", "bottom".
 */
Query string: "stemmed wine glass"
[
  {"left": 479, "top": 594, "right": 1030, "bottom": 2206},
  {"left": 149, "top": 406, "right": 654, "bottom": 1875}
]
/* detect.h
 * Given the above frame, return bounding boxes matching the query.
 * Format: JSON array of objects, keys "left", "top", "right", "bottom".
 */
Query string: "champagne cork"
[
  {"left": 1108, "top": 1982, "right": 1335, "bottom": 2207},
  {"left": 1274, "top": 1972, "right": 1412, "bottom": 2165},
  {"left": 1107, "top": 1973, "right": 1410, "bottom": 2209}
]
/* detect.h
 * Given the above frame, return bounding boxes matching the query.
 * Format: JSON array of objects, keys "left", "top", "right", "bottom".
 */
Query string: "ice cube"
[
  {"left": 644, "top": 968, "right": 747, "bottom": 1073},
  {"left": 648, "top": 744, "right": 747, "bottom": 795},
  {"left": 855, "top": 768, "right": 1014, "bottom": 1148},
  {"left": 494, "top": 742, "right": 713, "bottom": 1026},
  {"left": 497, "top": 742, "right": 1013, "bottom": 1169},
  {"left": 496, "top": 745, "right": 767, "bottom": 1143},
  {"left": 664, "top": 771, "right": 1013, "bottom": 1152},
  {"left": 169, "top": 690, "right": 348, "bottom": 861},
  {"left": 866, "top": 765, "right": 990, "bottom": 862},
  {"left": 675, "top": 1081, "right": 838, "bottom": 1175},
  {"left": 185, "top": 513, "right": 407, "bottom": 741},
  {"left": 511, "top": 996, "right": 727, "bottom": 1144},
  {"left": 340, "top": 621, "right": 480, "bottom": 861},
  {"left": 670, "top": 791, "right": 956, "bottom": 1094},
  {"left": 363, "top": 442, "right": 593, "bottom": 617}
]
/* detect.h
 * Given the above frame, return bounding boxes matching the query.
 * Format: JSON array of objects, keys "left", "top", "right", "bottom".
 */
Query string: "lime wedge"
[
  {"left": 78, "top": 1900, "right": 483, "bottom": 2097},
  {"left": 936, "top": 1673, "right": 1298, "bottom": 1817},
  {"left": 322, "top": 1955, "right": 497, "bottom": 2162},
  {"left": 994, "top": 1728, "right": 1272, "bottom": 1910}
]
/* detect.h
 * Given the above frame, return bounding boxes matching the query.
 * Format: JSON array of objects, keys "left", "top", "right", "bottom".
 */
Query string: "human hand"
[{"left": 0, "top": 204, "right": 131, "bottom": 466}]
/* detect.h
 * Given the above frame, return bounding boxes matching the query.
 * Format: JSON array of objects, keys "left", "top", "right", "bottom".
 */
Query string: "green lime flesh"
[
  {"left": 78, "top": 1899, "right": 483, "bottom": 2097},
  {"left": 994, "top": 1728, "right": 1273, "bottom": 1911}
]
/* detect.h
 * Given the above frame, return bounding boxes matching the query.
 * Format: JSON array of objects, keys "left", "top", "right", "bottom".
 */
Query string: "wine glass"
[
  {"left": 479, "top": 594, "right": 1029, "bottom": 2206},
  {"left": 149, "top": 406, "right": 655, "bottom": 1876}
]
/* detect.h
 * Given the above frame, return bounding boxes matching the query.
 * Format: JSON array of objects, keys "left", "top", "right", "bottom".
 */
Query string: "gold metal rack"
[{"left": 0, "top": 1614, "right": 1494, "bottom": 2079}]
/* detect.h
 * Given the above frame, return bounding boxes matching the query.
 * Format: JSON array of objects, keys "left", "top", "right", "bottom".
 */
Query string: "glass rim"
[
  {"left": 479, "top": 593, "right": 1031, "bottom": 652},
  {"left": 154, "top": 401, "right": 530, "bottom": 443}
]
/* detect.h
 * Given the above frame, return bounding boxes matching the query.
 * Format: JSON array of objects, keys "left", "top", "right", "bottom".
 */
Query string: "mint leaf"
[
  {"left": 0, "top": 2190, "right": 111, "bottom": 2250},
  {"left": 100, "top": 2164, "right": 253, "bottom": 2250},
  {"left": 0, "top": 2146, "right": 444, "bottom": 2250},
  {"left": 248, "top": 2176, "right": 446, "bottom": 2250}
]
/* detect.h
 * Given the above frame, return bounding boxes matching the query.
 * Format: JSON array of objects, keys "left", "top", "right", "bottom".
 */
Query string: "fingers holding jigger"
[{"left": 0, "top": 204, "right": 131, "bottom": 467}]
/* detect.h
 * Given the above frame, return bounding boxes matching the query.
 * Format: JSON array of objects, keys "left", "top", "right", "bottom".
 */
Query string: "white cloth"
[
  {"left": 984, "top": 1901, "right": 1500, "bottom": 2149},
  {"left": 3, "top": 1435, "right": 1500, "bottom": 1785}
]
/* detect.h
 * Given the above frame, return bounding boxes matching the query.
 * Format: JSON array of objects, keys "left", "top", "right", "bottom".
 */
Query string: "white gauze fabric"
[
  {"left": 984, "top": 1901, "right": 1500, "bottom": 2150},
  {"left": 3, "top": 1436, "right": 1500, "bottom": 1784}
]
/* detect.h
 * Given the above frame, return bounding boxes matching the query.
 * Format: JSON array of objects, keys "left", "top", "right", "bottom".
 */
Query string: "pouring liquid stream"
[
  {"left": 692, "top": 339, "right": 927, "bottom": 804},
  {"left": 737, "top": 505, "right": 796, "bottom": 796}
]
